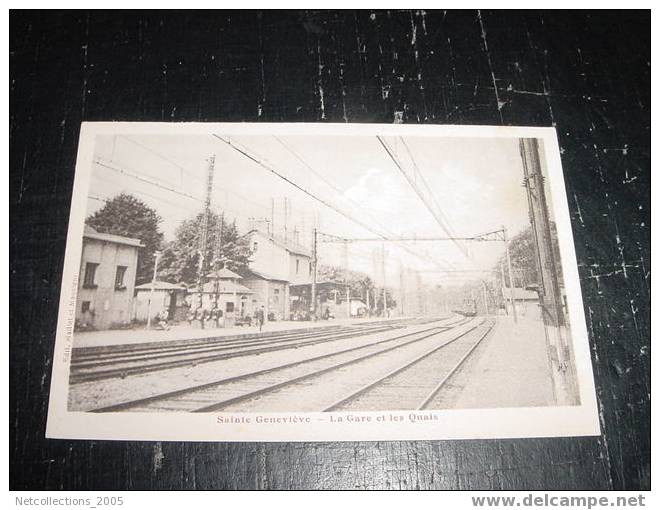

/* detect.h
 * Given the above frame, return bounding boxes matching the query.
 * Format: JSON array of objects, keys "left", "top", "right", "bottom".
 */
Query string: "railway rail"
[
  {"left": 70, "top": 316, "right": 461, "bottom": 384},
  {"left": 90, "top": 316, "right": 479, "bottom": 413},
  {"left": 324, "top": 318, "right": 496, "bottom": 411}
]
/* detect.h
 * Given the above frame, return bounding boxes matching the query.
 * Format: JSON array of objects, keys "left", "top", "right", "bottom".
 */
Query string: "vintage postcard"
[{"left": 45, "top": 123, "right": 600, "bottom": 441}]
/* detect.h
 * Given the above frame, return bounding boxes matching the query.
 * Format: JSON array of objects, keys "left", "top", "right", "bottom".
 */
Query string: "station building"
[
  {"left": 76, "top": 225, "right": 142, "bottom": 330},
  {"left": 239, "top": 269, "right": 289, "bottom": 321},
  {"left": 244, "top": 228, "right": 313, "bottom": 320}
]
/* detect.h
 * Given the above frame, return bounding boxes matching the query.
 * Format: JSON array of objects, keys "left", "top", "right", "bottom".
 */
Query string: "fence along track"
[{"left": 91, "top": 320, "right": 472, "bottom": 413}]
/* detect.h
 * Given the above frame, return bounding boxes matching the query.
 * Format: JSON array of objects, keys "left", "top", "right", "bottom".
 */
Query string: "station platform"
[
  {"left": 446, "top": 312, "right": 556, "bottom": 408},
  {"left": 71, "top": 315, "right": 423, "bottom": 349}
]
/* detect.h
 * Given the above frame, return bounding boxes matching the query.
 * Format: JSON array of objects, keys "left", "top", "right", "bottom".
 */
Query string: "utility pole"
[
  {"left": 520, "top": 138, "right": 576, "bottom": 404},
  {"left": 415, "top": 270, "right": 423, "bottom": 317},
  {"left": 311, "top": 228, "right": 318, "bottom": 318},
  {"left": 503, "top": 226, "right": 518, "bottom": 324},
  {"left": 213, "top": 212, "right": 225, "bottom": 307},
  {"left": 520, "top": 138, "right": 565, "bottom": 327},
  {"left": 399, "top": 264, "right": 405, "bottom": 317},
  {"left": 342, "top": 240, "right": 350, "bottom": 319},
  {"left": 215, "top": 212, "right": 225, "bottom": 268},
  {"left": 500, "top": 261, "right": 508, "bottom": 316},
  {"left": 197, "top": 154, "right": 215, "bottom": 308},
  {"left": 146, "top": 250, "right": 162, "bottom": 329},
  {"left": 372, "top": 248, "right": 379, "bottom": 315},
  {"left": 283, "top": 197, "right": 288, "bottom": 242},
  {"left": 365, "top": 281, "right": 371, "bottom": 313},
  {"left": 481, "top": 280, "right": 489, "bottom": 315},
  {"left": 381, "top": 243, "right": 388, "bottom": 316}
]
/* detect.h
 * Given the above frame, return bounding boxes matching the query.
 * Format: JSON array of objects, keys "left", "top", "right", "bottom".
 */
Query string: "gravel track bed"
[
  {"left": 330, "top": 320, "right": 495, "bottom": 411},
  {"left": 211, "top": 318, "right": 482, "bottom": 413},
  {"left": 68, "top": 318, "right": 458, "bottom": 411}
]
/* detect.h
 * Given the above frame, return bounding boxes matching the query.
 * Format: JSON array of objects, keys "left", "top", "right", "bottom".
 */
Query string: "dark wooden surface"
[{"left": 10, "top": 10, "right": 650, "bottom": 490}]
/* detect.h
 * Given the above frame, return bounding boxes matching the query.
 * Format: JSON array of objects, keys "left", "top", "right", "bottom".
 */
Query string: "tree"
[
  {"left": 317, "top": 264, "right": 397, "bottom": 310},
  {"left": 158, "top": 210, "right": 252, "bottom": 284},
  {"left": 86, "top": 193, "right": 164, "bottom": 285},
  {"left": 496, "top": 223, "right": 562, "bottom": 288}
]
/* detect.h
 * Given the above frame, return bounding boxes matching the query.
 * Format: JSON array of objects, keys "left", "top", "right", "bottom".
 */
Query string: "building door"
[{"left": 168, "top": 291, "right": 177, "bottom": 320}]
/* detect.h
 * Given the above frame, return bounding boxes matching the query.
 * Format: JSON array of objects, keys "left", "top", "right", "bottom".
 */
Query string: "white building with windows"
[
  {"left": 247, "top": 229, "right": 313, "bottom": 284},
  {"left": 76, "top": 225, "right": 143, "bottom": 330},
  {"left": 244, "top": 228, "right": 313, "bottom": 320}
]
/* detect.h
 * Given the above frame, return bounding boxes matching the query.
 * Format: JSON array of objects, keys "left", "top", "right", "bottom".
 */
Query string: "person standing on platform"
[{"left": 256, "top": 305, "right": 265, "bottom": 332}]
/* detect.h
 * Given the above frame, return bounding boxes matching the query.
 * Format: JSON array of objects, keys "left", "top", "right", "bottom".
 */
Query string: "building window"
[
  {"left": 274, "top": 289, "right": 280, "bottom": 295},
  {"left": 115, "top": 265, "right": 127, "bottom": 290},
  {"left": 226, "top": 302, "right": 235, "bottom": 313},
  {"left": 83, "top": 262, "right": 99, "bottom": 288},
  {"left": 81, "top": 301, "right": 91, "bottom": 313},
  {"left": 253, "top": 241, "right": 258, "bottom": 252},
  {"left": 296, "top": 259, "right": 300, "bottom": 274}
]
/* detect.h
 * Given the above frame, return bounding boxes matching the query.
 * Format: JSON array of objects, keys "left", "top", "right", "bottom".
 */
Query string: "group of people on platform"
[{"left": 172, "top": 304, "right": 266, "bottom": 331}]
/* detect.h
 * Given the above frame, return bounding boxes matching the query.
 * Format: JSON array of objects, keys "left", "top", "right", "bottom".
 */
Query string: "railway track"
[
  {"left": 324, "top": 318, "right": 496, "bottom": 411},
  {"left": 90, "top": 316, "right": 477, "bottom": 413},
  {"left": 69, "top": 316, "right": 461, "bottom": 384}
]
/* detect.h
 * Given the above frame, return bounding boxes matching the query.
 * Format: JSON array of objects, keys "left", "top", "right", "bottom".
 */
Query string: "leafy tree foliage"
[
  {"left": 86, "top": 193, "right": 164, "bottom": 285},
  {"left": 317, "top": 264, "right": 397, "bottom": 311},
  {"left": 158, "top": 210, "right": 253, "bottom": 284},
  {"left": 496, "top": 223, "right": 562, "bottom": 288}
]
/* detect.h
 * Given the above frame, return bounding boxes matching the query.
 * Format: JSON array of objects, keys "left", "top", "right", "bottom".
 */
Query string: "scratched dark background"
[{"left": 10, "top": 10, "right": 650, "bottom": 490}]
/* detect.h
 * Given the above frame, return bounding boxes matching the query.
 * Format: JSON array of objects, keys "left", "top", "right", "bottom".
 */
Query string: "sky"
[{"left": 87, "top": 132, "right": 555, "bottom": 287}]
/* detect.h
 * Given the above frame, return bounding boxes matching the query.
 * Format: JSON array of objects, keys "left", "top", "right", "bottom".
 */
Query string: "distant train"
[{"left": 452, "top": 298, "right": 477, "bottom": 317}]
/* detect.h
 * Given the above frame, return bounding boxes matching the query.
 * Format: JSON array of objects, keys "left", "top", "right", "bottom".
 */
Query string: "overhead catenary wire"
[
  {"left": 94, "top": 158, "right": 201, "bottom": 202},
  {"left": 399, "top": 137, "right": 463, "bottom": 241},
  {"left": 96, "top": 135, "right": 499, "bottom": 279},
  {"left": 100, "top": 134, "right": 459, "bottom": 273},
  {"left": 93, "top": 155, "right": 272, "bottom": 219},
  {"left": 274, "top": 136, "right": 351, "bottom": 200},
  {"left": 114, "top": 136, "right": 271, "bottom": 213},
  {"left": 275, "top": 135, "right": 428, "bottom": 244},
  {"left": 118, "top": 135, "right": 190, "bottom": 184},
  {"left": 377, "top": 135, "right": 472, "bottom": 262},
  {"left": 89, "top": 171, "right": 203, "bottom": 213},
  {"left": 214, "top": 134, "right": 456, "bottom": 271},
  {"left": 213, "top": 134, "right": 388, "bottom": 236}
]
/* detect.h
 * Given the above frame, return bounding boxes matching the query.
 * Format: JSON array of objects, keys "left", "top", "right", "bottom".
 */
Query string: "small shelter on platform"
[
  {"left": 134, "top": 281, "right": 187, "bottom": 322},
  {"left": 188, "top": 268, "right": 254, "bottom": 326}
]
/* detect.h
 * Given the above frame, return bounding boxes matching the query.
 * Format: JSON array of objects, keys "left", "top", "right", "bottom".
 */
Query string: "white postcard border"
[{"left": 45, "top": 122, "right": 601, "bottom": 442}]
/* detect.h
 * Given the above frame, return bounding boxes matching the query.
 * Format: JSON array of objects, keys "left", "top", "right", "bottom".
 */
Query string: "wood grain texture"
[{"left": 10, "top": 10, "right": 650, "bottom": 490}]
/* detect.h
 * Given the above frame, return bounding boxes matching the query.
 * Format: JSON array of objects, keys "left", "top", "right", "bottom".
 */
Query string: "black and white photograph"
[{"left": 46, "top": 123, "right": 599, "bottom": 441}]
